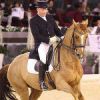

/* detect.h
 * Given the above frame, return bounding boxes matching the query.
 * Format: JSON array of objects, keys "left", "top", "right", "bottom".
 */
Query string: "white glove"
[
  {"left": 61, "top": 36, "right": 64, "bottom": 39},
  {"left": 50, "top": 36, "right": 57, "bottom": 43},
  {"left": 56, "top": 36, "right": 64, "bottom": 42},
  {"left": 56, "top": 36, "right": 63, "bottom": 42}
]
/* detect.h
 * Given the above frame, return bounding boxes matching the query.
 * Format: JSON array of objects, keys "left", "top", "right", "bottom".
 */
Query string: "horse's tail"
[{"left": 0, "top": 64, "right": 17, "bottom": 100}]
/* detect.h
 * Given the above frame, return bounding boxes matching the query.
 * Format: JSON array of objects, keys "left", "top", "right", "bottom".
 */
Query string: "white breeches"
[{"left": 38, "top": 42, "right": 50, "bottom": 64}]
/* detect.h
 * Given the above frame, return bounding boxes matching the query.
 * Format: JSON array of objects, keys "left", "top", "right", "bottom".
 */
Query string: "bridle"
[
  {"left": 62, "top": 27, "right": 87, "bottom": 58},
  {"left": 53, "top": 26, "right": 88, "bottom": 71},
  {"left": 71, "top": 29, "right": 85, "bottom": 50}
]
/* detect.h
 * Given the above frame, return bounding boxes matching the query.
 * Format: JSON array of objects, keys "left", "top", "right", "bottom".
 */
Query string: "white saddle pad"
[{"left": 27, "top": 59, "right": 53, "bottom": 74}]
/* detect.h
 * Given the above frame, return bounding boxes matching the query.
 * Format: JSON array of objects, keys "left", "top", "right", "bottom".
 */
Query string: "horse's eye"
[{"left": 75, "top": 35, "right": 79, "bottom": 39}]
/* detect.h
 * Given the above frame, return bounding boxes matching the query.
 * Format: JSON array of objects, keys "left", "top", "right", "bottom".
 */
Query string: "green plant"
[
  {"left": 86, "top": 54, "right": 97, "bottom": 67},
  {"left": 0, "top": 45, "right": 8, "bottom": 54}
]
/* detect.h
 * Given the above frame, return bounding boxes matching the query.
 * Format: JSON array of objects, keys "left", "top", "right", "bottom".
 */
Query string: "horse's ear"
[
  {"left": 82, "top": 19, "right": 88, "bottom": 26},
  {"left": 73, "top": 19, "right": 77, "bottom": 25}
]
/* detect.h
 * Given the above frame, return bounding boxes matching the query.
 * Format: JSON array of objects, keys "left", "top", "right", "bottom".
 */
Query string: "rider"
[{"left": 29, "top": 0, "right": 62, "bottom": 90}]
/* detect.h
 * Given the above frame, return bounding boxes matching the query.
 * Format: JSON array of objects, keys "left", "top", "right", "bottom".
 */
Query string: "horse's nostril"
[{"left": 77, "top": 53, "right": 80, "bottom": 56}]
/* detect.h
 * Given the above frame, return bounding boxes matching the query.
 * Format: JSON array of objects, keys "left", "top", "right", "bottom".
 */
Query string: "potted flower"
[{"left": 0, "top": 45, "right": 8, "bottom": 69}]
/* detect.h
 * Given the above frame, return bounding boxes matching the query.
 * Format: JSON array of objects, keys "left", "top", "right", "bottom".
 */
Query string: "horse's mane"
[{"left": 64, "top": 24, "right": 75, "bottom": 44}]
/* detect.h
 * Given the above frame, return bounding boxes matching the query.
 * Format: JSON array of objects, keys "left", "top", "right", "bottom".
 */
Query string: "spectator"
[
  {"left": 0, "top": 5, "right": 4, "bottom": 25},
  {"left": 90, "top": 17, "right": 100, "bottom": 35},
  {"left": 73, "top": 2, "right": 83, "bottom": 22},
  {"left": 0, "top": 2, "right": 5, "bottom": 9},
  {"left": 11, "top": 2, "right": 24, "bottom": 27},
  {"left": 63, "top": 5, "right": 74, "bottom": 27},
  {"left": 48, "top": 0, "right": 55, "bottom": 16},
  {"left": 96, "top": 18, "right": 100, "bottom": 34},
  {"left": 29, "top": 1, "right": 37, "bottom": 16},
  {"left": 53, "top": 0, "right": 65, "bottom": 26},
  {"left": 92, "top": 3, "right": 100, "bottom": 16}
]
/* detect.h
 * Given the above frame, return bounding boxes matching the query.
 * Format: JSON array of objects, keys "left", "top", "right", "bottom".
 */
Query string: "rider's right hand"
[{"left": 50, "top": 36, "right": 57, "bottom": 44}]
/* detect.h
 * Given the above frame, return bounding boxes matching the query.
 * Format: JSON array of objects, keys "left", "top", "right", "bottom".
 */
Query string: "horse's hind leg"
[
  {"left": 12, "top": 84, "right": 29, "bottom": 100},
  {"left": 9, "top": 76, "right": 29, "bottom": 100},
  {"left": 29, "top": 89, "right": 42, "bottom": 100}
]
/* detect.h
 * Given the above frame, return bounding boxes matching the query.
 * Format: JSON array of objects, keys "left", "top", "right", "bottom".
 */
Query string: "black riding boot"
[{"left": 39, "top": 61, "right": 48, "bottom": 90}]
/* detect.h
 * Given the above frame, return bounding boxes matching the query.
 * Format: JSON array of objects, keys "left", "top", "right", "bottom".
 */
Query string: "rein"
[{"left": 53, "top": 41, "right": 62, "bottom": 71}]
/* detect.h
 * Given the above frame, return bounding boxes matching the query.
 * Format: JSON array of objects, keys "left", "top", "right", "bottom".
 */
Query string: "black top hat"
[{"left": 36, "top": 1, "right": 48, "bottom": 8}]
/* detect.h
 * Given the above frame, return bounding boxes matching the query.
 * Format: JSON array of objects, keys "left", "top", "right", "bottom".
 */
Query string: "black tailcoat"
[{"left": 29, "top": 14, "right": 62, "bottom": 59}]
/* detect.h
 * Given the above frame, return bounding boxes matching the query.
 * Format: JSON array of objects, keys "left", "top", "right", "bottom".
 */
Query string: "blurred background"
[{"left": 0, "top": 0, "right": 100, "bottom": 74}]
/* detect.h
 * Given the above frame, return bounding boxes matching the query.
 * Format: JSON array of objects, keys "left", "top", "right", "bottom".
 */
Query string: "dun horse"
[{"left": 0, "top": 20, "right": 88, "bottom": 100}]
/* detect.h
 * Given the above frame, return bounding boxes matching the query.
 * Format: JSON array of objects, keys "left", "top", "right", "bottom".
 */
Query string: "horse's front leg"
[
  {"left": 55, "top": 78, "right": 79, "bottom": 100},
  {"left": 29, "top": 88, "right": 42, "bottom": 100},
  {"left": 76, "top": 84, "right": 84, "bottom": 100}
]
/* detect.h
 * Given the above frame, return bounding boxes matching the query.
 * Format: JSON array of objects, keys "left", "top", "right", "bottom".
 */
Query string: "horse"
[{"left": 0, "top": 20, "right": 88, "bottom": 100}]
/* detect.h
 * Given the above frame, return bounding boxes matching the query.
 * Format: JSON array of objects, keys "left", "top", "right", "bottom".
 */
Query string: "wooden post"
[
  {"left": 26, "top": 10, "right": 34, "bottom": 49},
  {"left": 0, "top": 54, "right": 4, "bottom": 69}
]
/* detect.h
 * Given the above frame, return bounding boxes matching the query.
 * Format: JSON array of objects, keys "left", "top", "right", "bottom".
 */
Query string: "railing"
[{"left": 2, "top": 32, "right": 28, "bottom": 43}]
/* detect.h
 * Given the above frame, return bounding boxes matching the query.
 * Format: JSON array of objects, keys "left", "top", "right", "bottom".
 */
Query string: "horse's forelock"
[{"left": 80, "top": 24, "right": 87, "bottom": 31}]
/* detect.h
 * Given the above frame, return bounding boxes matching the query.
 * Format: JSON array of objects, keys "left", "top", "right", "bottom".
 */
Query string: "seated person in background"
[
  {"left": 92, "top": 3, "right": 100, "bottom": 16},
  {"left": 91, "top": 17, "right": 100, "bottom": 35},
  {"left": 11, "top": 2, "right": 24, "bottom": 27}
]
